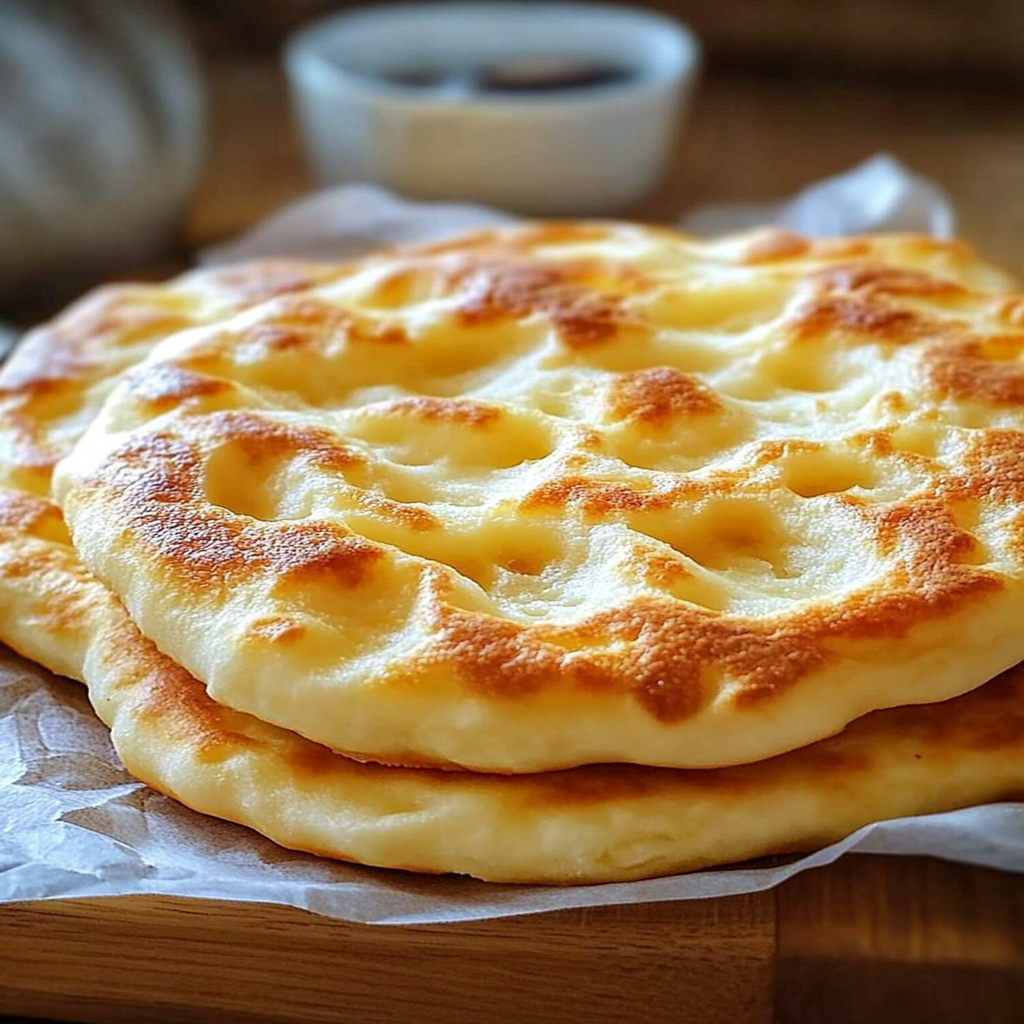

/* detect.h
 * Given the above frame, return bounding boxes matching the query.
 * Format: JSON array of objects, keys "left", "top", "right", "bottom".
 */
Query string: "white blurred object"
[
  {"left": 283, "top": 2, "right": 701, "bottom": 216},
  {"left": 0, "top": 0, "right": 204, "bottom": 304},
  {"left": 681, "top": 154, "right": 954, "bottom": 238}
]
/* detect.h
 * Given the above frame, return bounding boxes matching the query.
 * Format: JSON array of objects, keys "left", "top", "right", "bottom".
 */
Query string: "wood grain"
[
  {"left": 0, "top": 891, "right": 774, "bottom": 1024},
  {"left": 3, "top": 856, "right": 1024, "bottom": 1023},
  {"left": 776, "top": 856, "right": 1024, "bottom": 1023}
]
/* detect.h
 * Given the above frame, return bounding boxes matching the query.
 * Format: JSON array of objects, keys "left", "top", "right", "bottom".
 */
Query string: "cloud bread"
[
  {"left": 55, "top": 223, "right": 1024, "bottom": 771},
  {"left": 5, "top": 485, "right": 1024, "bottom": 883},
  {"left": 0, "top": 259, "right": 340, "bottom": 673}
]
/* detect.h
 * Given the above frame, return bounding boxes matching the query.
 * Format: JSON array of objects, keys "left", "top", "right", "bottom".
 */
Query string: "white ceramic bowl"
[{"left": 283, "top": 2, "right": 700, "bottom": 215}]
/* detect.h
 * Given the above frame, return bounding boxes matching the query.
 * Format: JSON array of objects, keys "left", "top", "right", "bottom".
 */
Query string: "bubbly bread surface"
[
  {"left": 0, "top": 260, "right": 337, "bottom": 498},
  {"left": 55, "top": 223, "right": 1024, "bottom": 771},
  {"left": 5, "top": 487, "right": 1024, "bottom": 884},
  {"left": 0, "top": 260, "right": 336, "bottom": 673}
]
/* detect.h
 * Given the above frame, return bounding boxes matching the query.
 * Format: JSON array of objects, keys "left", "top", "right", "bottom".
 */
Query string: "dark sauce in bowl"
[{"left": 379, "top": 56, "right": 638, "bottom": 94}]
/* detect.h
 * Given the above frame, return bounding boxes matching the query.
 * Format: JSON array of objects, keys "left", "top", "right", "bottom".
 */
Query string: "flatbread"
[
  {"left": 4, "top": 487, "right": 1024, "bottom": 883},
  {"left": 55, "top": 224, "right": 1024, "bottom": 771},
  {"left": 0, "top": 259, "right": 337, "bottom": 672}
]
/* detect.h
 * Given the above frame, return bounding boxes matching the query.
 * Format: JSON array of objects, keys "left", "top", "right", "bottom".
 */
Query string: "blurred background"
[{"left": 2, "top": 0, "right": 1024, "bottom": 322}]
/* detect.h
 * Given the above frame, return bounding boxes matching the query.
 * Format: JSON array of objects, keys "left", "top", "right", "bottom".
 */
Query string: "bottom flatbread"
[{"left": 3, "top": 490, "right": 1024, "bottom": 884}]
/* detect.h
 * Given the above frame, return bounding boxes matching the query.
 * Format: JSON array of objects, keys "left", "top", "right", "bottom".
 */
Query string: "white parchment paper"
[{"left": 4, "top": 155, "right": 1023, "bottom": 925}]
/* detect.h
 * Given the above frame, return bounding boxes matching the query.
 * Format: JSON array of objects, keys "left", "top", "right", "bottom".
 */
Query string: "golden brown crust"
[
  {"left": 446, "top": 258, "right": 633, "bottom": 348},
  {"left": 125, "top": 364, "right": 236, "bottom": 413},
  {"left": 608, "top": 368, "right": 722, "bottom": 425},
  {"left": 773, "top": 257, "right": 1024, "bottom": 408},
  {"left": 248, "top": 296, "right": 411, "bottom": 349},
  {"left": 788, "top": 294, "right": 943, "bottom": 346},
  {"left": 0, "top": 489, "right": 63, "bottom": 534},
  {"left": 88, "top": 431, "right": 382, "bottom": 589},
  {"left": 519, "top": 476, "right": 687, "bottom": 514},
  {"left": 925, "top": 340, "right": 1024, "bottom": 405},
  {"left": 0, "top": 260, "right": 339, "bottom": 494},
  {"left": 409, "top": 520, "right": 998, "bottom": 721},
  {"left": 205, "top": 411, "right": 367, "bottom": 475},
  {"left": 946, "top": 431, "right": 1024, "bottom": 504},
  {"left": 383, "top": 397, "right": 504, "bottom": 428},
  {"left": 810, "top": 263, "right": 968, "bottom": 299}
]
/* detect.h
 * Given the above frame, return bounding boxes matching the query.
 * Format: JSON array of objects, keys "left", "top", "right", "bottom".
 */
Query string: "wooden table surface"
[
  {"left": 4, "top": 61, "right": 1024, "bottom": 1024},
  {"left": 1, "top": 856, "right": 1022, "bottom": 1023}
]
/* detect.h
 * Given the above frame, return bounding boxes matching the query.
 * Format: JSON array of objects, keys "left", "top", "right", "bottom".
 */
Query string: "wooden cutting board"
[{"left": 1, "top": 854, "right": 1021, "bottom": 1024}]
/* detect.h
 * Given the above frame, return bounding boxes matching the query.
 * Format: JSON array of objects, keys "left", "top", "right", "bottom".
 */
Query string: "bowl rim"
[{"left": 283, "top": 0, "right": 701, "bottom": 110}]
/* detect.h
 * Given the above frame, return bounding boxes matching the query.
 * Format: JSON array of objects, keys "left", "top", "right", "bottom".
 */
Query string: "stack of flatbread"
[{"left": 3, "top": 222, "right": 1024, "bottom": 884}]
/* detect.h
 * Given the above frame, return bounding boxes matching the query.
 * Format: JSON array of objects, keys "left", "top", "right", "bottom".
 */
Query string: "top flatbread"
[{"left": 55, "top": 224, "right": 1024, "bottom": 772}]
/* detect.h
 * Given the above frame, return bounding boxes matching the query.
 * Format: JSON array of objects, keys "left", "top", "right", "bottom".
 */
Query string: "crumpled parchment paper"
[{"left": 4, "top": 154, "right": 1023, "bottom": 925}]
